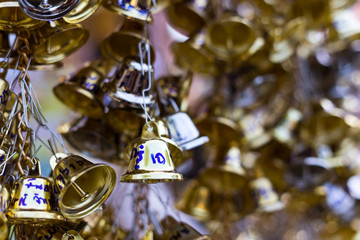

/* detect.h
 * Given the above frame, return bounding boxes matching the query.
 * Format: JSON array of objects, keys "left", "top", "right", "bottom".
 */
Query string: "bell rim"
[
  {"left": 102, "top": 0, "right": 153, "bottom": 22},
  {"left": 8, "top": 59, "right": 64, "bottom": 71},
  {"left": 120, "top": 171, "right": 183, "bottom": 183},
  {"left": 63, "top": 0, "right": 104, "bottom": 23},
  {"left": 56, "top": 164, "right": 116, "bottom": 219},
  {"left": 179, "top": 136, "right": 209, "bottom": 151},
  {"left": 6, "top": 210, "right": 64, "bottom": 223},
  {"left": 53, "top": 81, "right": 104, "bottom": 118}
]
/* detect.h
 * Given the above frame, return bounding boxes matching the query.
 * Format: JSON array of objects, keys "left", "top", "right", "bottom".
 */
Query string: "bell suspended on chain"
[
  {"left": 250, "top": 169, "right": 284, "bottom": 213},
  {"left": 18, "top": 0, "right": 81, "bottom": 20},
  {"left": 103, "top": 0, "right": 153, "bottom": 22},
  {"left": 171, "top": 30, "right": 219, "bottom": 75},
  {"left": 63, "top": 0, "right": 104, "bottom": 23},
  {"left": 58, "top": 116, "right": 118, "bottom": 161},
  {"left": 102, "top": 57, "right": 154, "bottom": 108},
  {"left": 30, "top": 19, "right": 89, "bottom": 64},
  {"left": 120, "top": 121, "right": 183, "bottom": 183},
  {"left": 50, "top": 153, "right": 116, "bottom": 219},
  {"left": 0, "top": 0, "right": 45, "bottom": 31},
  {"left": 53, "top": 59, "right": 106, "bottom": 118},
  {"left": 101, "top": 19, "right": 155, "bottom": 64},
  {"left": 166, "top": 0, "right": 215, "bottom": 36},
  {"left": 5, "top": 162, "right": 64, "bottom": 224}
]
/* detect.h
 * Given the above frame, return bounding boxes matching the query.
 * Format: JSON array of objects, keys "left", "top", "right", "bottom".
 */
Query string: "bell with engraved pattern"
[
  {"left": 166, "top": 0, "right": 215, "bottom": 36},
  {"left": 167, "top": 112, "right": 209, "bottom": 151},
  {"left": 120, "top": 121, "right": 183, "bottom": 183},
  {"left": 102, "top": 57, "right": 154, "bottom": 108},
  {"left": 103, "top": 0, "right": 152, "bottom": 22},
  {"left": 18, "top": 0, "right": 81, "bottom": 20},
  {"left": 5, "top": 175, "right": 64, "bottom": 224},
  {"left": 101, "top": 20, "right": 155, "bottom": 64},
  {"left": 53, "top": 59, "right": 106, "bottom": 118},
  {"left": 50, "top": 153, "right": 116, "bottom": 219},
  {"left": 0, "top": 0, "right": 45, "bottom": 31},
  {"left": 30, "top": 19, "right": 89, "bottom": 64},
  {"left": 58, "top": 116, "right": 118, "bottom": 161}
]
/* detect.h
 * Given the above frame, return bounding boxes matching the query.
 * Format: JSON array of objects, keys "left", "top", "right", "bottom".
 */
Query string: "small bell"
[
  {"left": 18, "top": 0, "right": 81, "bottom": 20},
  {"left": 53, "top": 59, "right": 106, "bottom": 118},
  {"left": 50, "top": 153, "right": 116, "bottom": 219},
  {"left": 58, "top": 116, "right": 118, "bottom": 161},
  {"left": 103, "top": 0, "right": 153, "bottom": 22},
  {"left": 120, "top": 121, "right": 183, "bottom": 183},
  {"left": 166, "top": 0, "right": 215, "bottom": 36},
  {"left": 30, "top": 19, "right": 89, "bottom": 64},
  {"left": 103, "top": 57, "right": 154, "bottom": 108},
  {"left": 6, "top": 175, "right": 64, "bottom": 224}
]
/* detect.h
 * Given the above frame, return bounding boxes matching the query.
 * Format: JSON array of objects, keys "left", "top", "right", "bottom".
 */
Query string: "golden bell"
[
  {"left": 166, "top": 0, "right": 215, "bottom": 36},
  {"left": 171, "top": 30, "right": 219, "bottom": 75},
  {"left": 166, "top": 112, "right": 209, "bottom": 150},
  {"left": 176, "top": 181, "right": 216, "bottom": 221},
  {"left": 273, "top": 108, "right": 303, "bottom": 146},
  {"left": 0, "top": 212, "right": 7, "bottom": 240},
  {"left": 53, "top": 60, "right": 106, "bottom": 118},
  {"left": 0, "top": 0, "right": 45, "bottom": 31},
  {"left": 63, "top": 0, "right": 104, "bottom": 23},
  {"left": 0, "top": 183, "right": 10, "bottom": 213},
  {"left": 101, "top": 20, "right": 155, "bottom": 64},
  {"left": 31, "top": 20, "right": 89, "bottom": 64},
  {"left": 205, "top": 14, "right": 256, "bottom": 60},
  {"left": 120, "top": 121, "right": 183, "bottom": 183},
  {"left": 6, "top": 176, "right": 64, "bottom": 224},
  {"left": 102, "top": 57, "right": 154, "bottom": 108},
  {"left": 103, "top": 0, "right": 153, "bottom": 22},
  {"left": 250, "top": 176, "right": 284, "bottom": 213},
  {"left": 50, "top": 153, "right": 116, "bottom": 219},
  {"left": 239, "top": 113, "right": 271, "bottom": 150},
  {"left": 58, "top": 116, "right": 118, "bottom": 161}
]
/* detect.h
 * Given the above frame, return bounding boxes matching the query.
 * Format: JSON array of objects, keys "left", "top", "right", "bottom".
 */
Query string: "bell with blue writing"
[
  {"left": 103, "top": 0, "right": 153, "bottom": 22},
  {"left": 53, "top": 59, "right": 106, "bottom": 118},
  {"left": 5, "top": 175, "right": 64, "bottom": 224},
  {"left": 50, "top": 153, "right": 116, "bottom": 219},
  {"left": 120, "top": 121, "right": 183, "bottom": 183}
]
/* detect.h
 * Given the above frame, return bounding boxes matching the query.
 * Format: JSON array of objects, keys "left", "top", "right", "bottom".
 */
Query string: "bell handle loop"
[{"left": 141, "top": 121, "right": 160, "bottom": 139}]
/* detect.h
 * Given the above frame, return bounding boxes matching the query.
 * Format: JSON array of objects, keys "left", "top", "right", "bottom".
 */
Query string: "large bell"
[
  {"left": 102, "top": 57, "right": 154, "bottom": 108},
  {"left": 120, "top": 121, "right": 183, "bottom": 183},
  {"left": 50, "top": 153, "right": 116, "bottom": 219},
  {"left": 6, "top": 176, "right": 64, "bottom": 224},
  {"left": 53, "top": 59, "right": 106, "bottom": 118},
  {"left": 103, "top": 0, "right": 153, "bottom": 22}
]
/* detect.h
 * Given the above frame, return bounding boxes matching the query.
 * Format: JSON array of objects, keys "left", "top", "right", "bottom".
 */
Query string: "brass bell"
[
  {"left": 0, "top": 183, "right": 10, "bottom": 213},
  {"left": 0, "top": 0, "right": 45, "bottom": 31},
  {"left": 171, "top": 30, "right": 219, "bottom": 75},
  {"left": 102, "top": 57, "right": 154, "bottom": 108},
  {"left": 166, "top": 0, "right": 215, "bottom": 36},
  {"left": 18, "top": 0, "right": 81, "bottom": 20},
  {"left": 50, "top": 153, "right": 116, "bottom": 219},
  {"left": 58, "top": 116, "right": 118, "bottom": 161},
  {"left": 250, "top": 171, "right": 284, "bottom": 213},
  {"left": 120, "top": 121, "right": 183, "bottom": 183},
  {"left": 239, "top": 113, "right": 271, "bottom": 150},
  {"left": 6, "top": 176, "right": 64, "bottom": 224},
  {"left": 205, "top": 14, "right": 256, "bottom": 60},
  {"left": 30, "top": 20, "right": 89, "bottom": 64},
  {"left": 166, "top": 112, "right": 209, "bottom": 150},
  {"left": 0, "top": 212, "right": 7, "bottom": 240},
  {"left": 53, "top": 59, "right": 106, "bottom": 118},
  {"left": 101, "top": 20, "right": 155, "bottom": 64},
  {"left": 103, "top": 0, "right": 153, "bottom": 22},
  {"left": 63, "top": 0, "right": 104, "bottom": 23}
]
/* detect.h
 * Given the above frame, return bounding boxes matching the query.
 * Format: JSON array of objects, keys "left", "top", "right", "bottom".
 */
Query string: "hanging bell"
[
  {"left": 103, "top": 0, "right": 153, "bottom": 22},
  {"left": 0, "top": 0, "right": 45, "bottom": 31},
  {"left": 58, "top": 116, "right": 118, "bottom": 161},
  {"left": 6, "top": 175, "right": 64, "bottom": 224},
  {"left": 120, "top": 121, "right": 183, "bottom": 183},
  {"left": 166, "top": 0, "right": 215, "bottom": 36},
  {"left": 18, "top": 0, "right": 81, "bottom": 20},
  {"left": 171, "top": 30, "right": 219, "bottom": 75},
  {"left": 102, "top": 57, "right": 154, "bottom": 108},
  {"left": 63, "top": 0, "right": 104, "bottom": 23},
  {"left": 166, "top": 112, "right": 209, "bottom": 150},
  {"left": 101, "top": 20, "right": 155, "bottom": 64},
  {"left": 50, "top": 153, "right": 116, "bottom": 219},
  {"left": 30, "top": 19, "right": 89, "bottom": 64},
  {"left": 53, "top": 59, "right": 106, "bottom": 118},
  {"left": 250, "top": 173, "right": 284, "bottom": 213}
]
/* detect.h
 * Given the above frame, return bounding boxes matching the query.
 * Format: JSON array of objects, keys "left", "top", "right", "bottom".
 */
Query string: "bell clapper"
[{"left": 71, "top": 182, "right": 90, "bottom": 201}]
